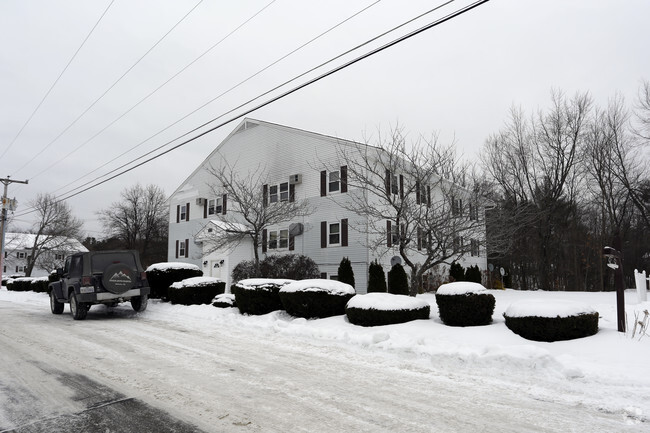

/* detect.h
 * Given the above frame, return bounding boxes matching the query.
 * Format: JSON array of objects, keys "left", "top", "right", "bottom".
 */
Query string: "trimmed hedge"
[
  {"left": 436, "top": 292, "right": 496, "bottom": 326},
  {"left": 232, "top": 279, "right": 293, "bottom": 315},
  {"left": 8, "top": 277, "right": 35, "bottom": 292},
  {"left": 146, "top": 263, "right": 203, "bottom": 300},
  {"left": 345, "top": 293, "right": 430, "bottom": 327},
  {"left": 504, "top": 313, "right": 599, "bottom": 342},
  {"left": 212, "top": 294, "right": 236, "bottom": 308},
  {"left": 279, "top": 280, "right": 355, "bottom": 319},
  {"left": 30, "top": 277, "right": 50, "bottom": 293},
  {"left": 168, "top": 278, "right": 226, "bottom": 306}
]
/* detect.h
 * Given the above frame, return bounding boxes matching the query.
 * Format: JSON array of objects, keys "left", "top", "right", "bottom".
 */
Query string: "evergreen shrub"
[
  {"left": 367, "top": 260, "right": 387, "bottom": 293},
  {"left": 387, "top": 263, "right": 409, "bottom": 295},
  {"left": 503, "top": 301, "right": 599, "bottom": 341},
  {"left": 232, "top": 279, "right": 293, "bottom": 315},
  {"left": 212, "top": 293, "right": 236, "bottom": 308},
  {"left": 337, "top": 257, "right": 355, "bottom": 288},
  {"left": 345, "top": 293, "right": 430, "bottom": 327},
  {"left": 449, "top": 262, "right": 465, "bottom": 282},
  {"left": 435, "top": 282, "right": 495, "bottom": 326},
  {"left": 168, "top": 277, "right": 226, "bottom": 305},
  {"left": 279, "top": 280, "right": 355, "bottom": 319},
  {"left": 232, "top": 255, "right": 320, "bottom": 282},
  {"left": 9, "top": 277, "right": 35, "bottom": 292},
  {"left": 30, "top": 277, "right": 49, "bottom": 293},
  {"left": 146, "top": 263, "right": 202, "bottom": 300},
  {"left": 465, "top": 265, "right": 482, "bottom": 284}
]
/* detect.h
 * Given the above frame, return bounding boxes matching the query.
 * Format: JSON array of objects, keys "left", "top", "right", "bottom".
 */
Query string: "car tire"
[
  {"left": 131, "top": 294, "right": 148, "bottom": 312},
  {"left": 70, "top": 292, "right": 88, "bottom": 320},
  {"left": 50, "top": 290, "right": 64, "bottom": 315}
]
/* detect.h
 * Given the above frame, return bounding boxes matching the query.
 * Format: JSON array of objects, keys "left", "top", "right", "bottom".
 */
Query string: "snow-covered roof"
[
  {"left": 146, "top": 262, "right": 201, "bottom": 272},
  {"left": 4, "top": 232, "right": 88, "bottom": 253},
  {"left": 504, "top": 300, "right": 597, "bottom": 318},
  {"left": 437, "top": 282, "right": 488, "bottom": 296},
  {"left": 346, "top": 292, "right": 429, "bottom": 311},
  {"left": 280, "top": 279, "right": 355, "bottom": 295}
]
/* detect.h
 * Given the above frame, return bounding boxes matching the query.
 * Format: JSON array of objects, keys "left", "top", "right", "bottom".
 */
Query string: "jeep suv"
[{"left": 49, "top": 250, "right": 150, "bottom": 320}]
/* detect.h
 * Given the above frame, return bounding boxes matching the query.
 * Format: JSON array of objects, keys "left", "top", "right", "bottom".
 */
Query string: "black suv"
[{"left": 49, "top": 250, "right": 150, "bottom": 320}]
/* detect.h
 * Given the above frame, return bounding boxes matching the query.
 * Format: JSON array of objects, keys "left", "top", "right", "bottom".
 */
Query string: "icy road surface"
[{"left": 0, "top": 293, "right": 637, "bottom": 432}]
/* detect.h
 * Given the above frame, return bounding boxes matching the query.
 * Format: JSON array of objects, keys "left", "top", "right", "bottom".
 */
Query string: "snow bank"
[
  {"left": 505, "top": 299, "right": 596, "bottom": 318},
  {"left": 146, "top": 262, "right": 201, "bottom": 272},
  {"left": 170, "top": 277, "right": 223, "bottom": 290},
  {"left": 346, "top": 292, "right": 429, "bottom": 311},
  {"left": 437, "top": 281, "right": 487, "bottom": 296},
  {"left": 280, "top": 279, "right": 355, "bottom": 295}
]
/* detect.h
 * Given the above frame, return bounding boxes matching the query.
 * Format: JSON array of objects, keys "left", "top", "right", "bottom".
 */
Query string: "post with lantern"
[{"left": 603, "top": 246, "right": 626, "bottom": 333}]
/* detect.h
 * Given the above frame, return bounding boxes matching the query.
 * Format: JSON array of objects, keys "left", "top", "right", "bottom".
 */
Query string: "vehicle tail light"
[
  {"left": 82, "top": 276, "right": 93, "bottom": 286},
  {"left": 140, "top": 272, "right": 147, "bottom": 281}
]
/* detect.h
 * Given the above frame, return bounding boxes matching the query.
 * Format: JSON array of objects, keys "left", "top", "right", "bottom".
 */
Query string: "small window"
[
  {"left": 269, "top": 231, "right": 278, "bottom": 249},
  {"left": 391, "top": 175, "right": 398, "bottom": 195},
  {"left": 180, "top": 204, "right": 187, "bottom": 221},
  {"left": 179, "top": 241, "right": 186, "bottom": 257},
  {"left": 55, "top": 253, "right": 64, "bottom": 260},
  {"left": 471, "top": 239, "right": 480, "bottom": 257},
  {"left": 279, "top": 229, "right": 289, "bottom": 248},
  {"left": 329, "top": 223, "right": 340, "bottom": 245},
  {"left": 269, "top": 185, "right": 278, "bottom": 204},
  {"left": 391, "top": 224, "right": 399, "bottom": 245},
  {"left": 329, "top": 171, "right": 340, "bottom": 192},
  {"left": 280, "top": 182, "right": 289, "bottom": 202},
  {"left": 208, "top": 199, "right": 216, "bottom": 215},
  {"left": 17, "top": 252, "right": 27, "bottom": 259}
]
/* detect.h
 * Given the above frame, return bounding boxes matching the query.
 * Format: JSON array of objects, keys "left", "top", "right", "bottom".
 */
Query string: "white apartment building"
[{"left": 168, "top": 119, "right": 486, "bottom": 293}]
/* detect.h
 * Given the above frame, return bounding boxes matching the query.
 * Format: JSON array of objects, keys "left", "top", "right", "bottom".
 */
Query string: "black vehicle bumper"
[{"left": 76, "top": 286, "right": 151, "bottom": 303}]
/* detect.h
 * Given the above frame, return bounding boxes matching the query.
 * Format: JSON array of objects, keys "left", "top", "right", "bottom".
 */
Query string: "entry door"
[{"left": 210, "top": 260, "right": 222, "bottom": 278}]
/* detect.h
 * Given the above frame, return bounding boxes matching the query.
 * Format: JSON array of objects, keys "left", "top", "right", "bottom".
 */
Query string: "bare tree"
[
  {"left": 24, "top": 193, "right": 84, "bottom": 276},
  {"left": 203, "top": 158, "right": 314, "bottom": 274},
  {"left": 333, "top": 126, "right": 485, "bottom": 295},
  {"left": 634, "top": 79, "right": 650, "bottom": 142},
  {"left": 98, "top": 184, "right": 168, "bottom": 265}
]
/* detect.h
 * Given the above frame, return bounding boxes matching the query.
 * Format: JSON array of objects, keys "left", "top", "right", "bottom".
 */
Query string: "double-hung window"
[
  {"left": 329, "top": 171, "right": 340, "bottom": 193},
  {"left": 279, "top": 182, "right": 289, "bottom": 202},
  {"left": 208, "top": 197, "right": 223, "bottom": 215},
  {"left": 269, "top": 185, "right": 278, "bottom": 204},
  {"left": 329, "top": 223, "right": 340, "bottom": 245},
  {"left": 180, "top": 204, "right": 187, "bottom": 221}
]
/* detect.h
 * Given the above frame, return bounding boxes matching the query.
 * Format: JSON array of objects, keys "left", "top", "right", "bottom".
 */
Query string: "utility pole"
[{"left": 0, "top": 176, "right": 29, "bottom": 284}]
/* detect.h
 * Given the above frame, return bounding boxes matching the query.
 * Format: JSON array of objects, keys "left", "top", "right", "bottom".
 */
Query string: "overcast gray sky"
[{"left": 1, "top": 0, "right": 649, "bottom": 238}]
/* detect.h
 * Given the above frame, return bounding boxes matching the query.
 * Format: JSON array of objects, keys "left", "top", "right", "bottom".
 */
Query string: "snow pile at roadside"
[
  {"left": 146, "top": 262, "right": 201, "bottom": 272},
  {"left": 346, "top": 292, "right": 428, "bottom": 311},
  {"left": 280, "top": 279, "right": 355, "bottom": 295},
  {"left": 169, "top": 277, "right": 222, "bottom": 289},
  {"left": 505, "top": 299, "right": 597, "bottom": 318}
]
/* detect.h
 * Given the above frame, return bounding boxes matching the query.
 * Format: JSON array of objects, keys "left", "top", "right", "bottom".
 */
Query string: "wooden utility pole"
[{"left": 0, "top": 176, "right": 29, "bottom": 283}]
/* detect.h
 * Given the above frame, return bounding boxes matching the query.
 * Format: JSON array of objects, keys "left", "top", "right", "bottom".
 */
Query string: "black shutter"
[
  {"left": 289, "top": 183, "right": 295, "bottom": 202},
  {"left": 341, "top": 218, "right": 348, "bottom": 247},
  {"left": 289, "top": 233, "right": 295, "bottom": 251},
  {"left": 427, "top": 186, "right": 431, "bottom": 207},
  {"left": 186, "top": 203, "right": 190, "bottom": 220},
  {"left": 176, "top": 205, "right": 180, "bottom": 223},
  {"left": 387, "top": 220, "right": 392, "bottom": 247},
  {"left": 185, "top": 239, "right": 189, "bottom": 258},
  {"left": 320, "top": 171, "right": 327, "bottom": 197},
  {"left": 263, "top": 184, "right": 268, "bottom": 207},
  {"left": 417, "top": 227, "right": 422, "bottom": 250},
  {"left": 415, "top": 181, "right": 421, "bottom": 204},
  {"left": 203, "top": 200, "right": 207, "bottom": 219},
  {"left": 321, "top": 221, "right": 327, "bottom": 248},
  {"left": 175, "top": 240, "right": 179, "bottom": 258},
  {"left": 222, "top": 194, "right": 227, "bottom": 215},
  {"left": 340, "top": 166, "right": 348, "bottom": 193},
  {"left": 399, "top": 175, "right": 404, "bottom": 199},
  {"left": 385, "top": 169, "right": 391, "bottom": 195},
  {"left": 262, "top": 229, "right": 267, "bottom": 253}
]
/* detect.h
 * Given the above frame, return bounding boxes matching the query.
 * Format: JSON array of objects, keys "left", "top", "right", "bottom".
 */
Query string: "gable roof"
[{"left": 4, "top": 232, "right": 88, "bottom": 253}]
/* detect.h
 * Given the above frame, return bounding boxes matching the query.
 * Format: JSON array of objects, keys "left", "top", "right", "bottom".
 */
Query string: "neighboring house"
[
  {"left": 2, "top": 232, "right": 89, "bottom": 277},
  {"left": 168, "top": 119, "right": 487, "bottom": 293}
]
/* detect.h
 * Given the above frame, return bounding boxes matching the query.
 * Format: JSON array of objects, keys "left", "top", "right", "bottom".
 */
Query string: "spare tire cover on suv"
[{"left": 102, "top": 263, "right": 135, "bottom": 294}]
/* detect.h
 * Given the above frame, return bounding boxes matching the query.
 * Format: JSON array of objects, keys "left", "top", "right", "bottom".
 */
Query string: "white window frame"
[
  {"left": 329, "top": 222, "right": 341, "bottom": 246},
  {"left": 268, "top": 230, "right": 278, "bottom": 249},
  {"left": 269, "top": 185, "right": 278, "bottom": 204},
  {"left": 279, "top": 229, "right": 289, "bottom": 248},
  {"left": 55, "top": 253, "right": 64, "bottom": 260},
  {"left": 178, "top": 240, "right": 186, "bottom": 257},
  {"left": 329, "top": 171, "right": 340, "bottom": 193},
  {"left": 279, "top": 182, "right": 289, "bottom": 202},
  {"left": 17, "top": 252, "right": 26, "bottom": 259},
  {"left": 208, "top": 197, "right": 222, "bottom": 215},
  {"left": 180, "top": 204, "right": 187, "bottom": 221}
]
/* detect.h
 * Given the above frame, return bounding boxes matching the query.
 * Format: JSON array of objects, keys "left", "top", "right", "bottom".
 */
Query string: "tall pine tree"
[{"left": 338, "top": 257, "right": 355, "bottom": 288}]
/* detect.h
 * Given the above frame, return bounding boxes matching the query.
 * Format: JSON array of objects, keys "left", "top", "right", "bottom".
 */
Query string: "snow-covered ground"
[{"left": 1, "top": 286, "right": 649, "bottom": 430}]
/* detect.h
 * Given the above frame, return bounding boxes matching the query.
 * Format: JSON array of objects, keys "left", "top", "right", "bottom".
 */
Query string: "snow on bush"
[
  {"left": 145, "top": 262, "right": 201, "bottom": 272},
  {"left": 30, "top": 276, "right": 50, "bottom": 293},
  {"left": 232, "top": 278, "right": 294, "bottom": 316},
  {"left": 170, "top": 277, "right": 222, "bottom": 289},
  {"left": 212, "top": 293, "right": 236, "bottom": 308},
  {"left": 279, "top": 279, "right": 356, "bottom": 319},
  {"left": 146, "top": 262, "right": 203, "bottom": 300},
  {"left": 345, "top": 293, "right": 430, "bottom": 327},
  {"left": 435, "top": 282, "right": 495, "bottom": 327},
  {"left": 504, "top": 299, "right": 599, "bottom": 342}
]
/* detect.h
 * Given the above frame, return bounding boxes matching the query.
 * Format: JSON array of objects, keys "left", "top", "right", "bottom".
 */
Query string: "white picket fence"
[{"left": 634, "top": 269, "right": 649, "bottom": 302}]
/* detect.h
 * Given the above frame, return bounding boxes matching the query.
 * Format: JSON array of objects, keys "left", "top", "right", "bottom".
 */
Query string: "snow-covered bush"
[
  {"left": 168, "top": 277, "right": 226, "bottom": 306},
  {"left": 146, "top": 262, "right": 202, "bottom": 300},
  {"left": 435, "top": 282, "right": 495, "bottom": 326},
  {"left": 232, "top": 278, "right": 294, "bottom": 315},
  {"left": 8, "top": 277, "right": 35, "bottom": 292},
  {"left": 345, "top": 293, "right": 430, "bottom": 327},
  {"left": 212, "top": 293, "right": 236, "bottom": 308},
  {"left": 387, "top": 263, "right": 409, "bottom": 295},
  {"left": 30, "top": 276, "right": 50, "bottom": 293},
  {"left": 367, "top": 260, "right": 386, "bottom": 293},
  {"left": 232, "top": 255, "right": 320, "bottom": 282},
  {"left": 503, "top": 300, "right": 599, "bottom": 342},
  {"left": 279, "top": 279, "right": 356, "bottom": 319}
]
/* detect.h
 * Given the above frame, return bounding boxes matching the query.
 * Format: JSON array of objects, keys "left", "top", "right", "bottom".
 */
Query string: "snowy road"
[{"left": 0, "top": 294, "right": 638, "bottom": 432}]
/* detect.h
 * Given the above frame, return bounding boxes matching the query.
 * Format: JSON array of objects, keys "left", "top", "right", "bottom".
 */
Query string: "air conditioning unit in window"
[
  {"left": 289, "top": 174, "right": 302, "bottom": 184},
  {"left": 196, "top": 198, "right": 205, "bottom": 206}
]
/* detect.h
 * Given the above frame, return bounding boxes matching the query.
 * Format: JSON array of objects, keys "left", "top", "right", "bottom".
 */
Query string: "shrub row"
[
  {"left": 231, "top": 279, "right": 291, "bottom": 316},
  {"left": 146, "top": 263, "right": 203, "bottom": 300}
]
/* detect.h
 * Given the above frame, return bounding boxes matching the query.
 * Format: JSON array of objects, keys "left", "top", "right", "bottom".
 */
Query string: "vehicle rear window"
[{"left": 91, "top": 253, "right": 137, "bottom": 273}]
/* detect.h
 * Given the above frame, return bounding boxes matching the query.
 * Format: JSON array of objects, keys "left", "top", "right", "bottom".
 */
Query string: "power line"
[
  {"left": 15, "top": 0, "right": 490, "bottom": 218},
  {"left": 0, "top": 0, "right": 115, "bottom": 161},
  {"left": 50, "top": 0, "right": 383, "bottom": 198},
  {"left": 18, "top": 0, "right": 277, "bottom": 185},
  {"left": 10, "top": 0, "right": 205, "bottom": 177}
]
